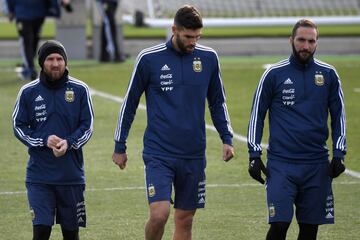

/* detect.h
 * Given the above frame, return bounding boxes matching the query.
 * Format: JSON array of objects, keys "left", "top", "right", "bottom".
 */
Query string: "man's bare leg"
[
  {"left": 173, "top": 209, "right": 196, "bottom": 240},
  {"left": 145, "top": 201, "right": 170, "bottom": 240}
]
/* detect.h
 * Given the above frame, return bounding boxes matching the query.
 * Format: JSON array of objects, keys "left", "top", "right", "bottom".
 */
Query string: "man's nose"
[{"left": 303, "top": 40, "right": 312, "bottom": 50}]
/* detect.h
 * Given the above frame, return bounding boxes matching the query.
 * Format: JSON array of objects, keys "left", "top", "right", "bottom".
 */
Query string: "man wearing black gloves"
[{"left": 247, "top": 19, "right": 346, "bottom": 240}]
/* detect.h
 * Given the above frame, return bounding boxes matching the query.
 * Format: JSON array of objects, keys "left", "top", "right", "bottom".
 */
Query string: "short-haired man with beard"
[
  {"left": 112, "top": 5, "right": 234, "bottom": 240},
  {"left": 247, "top": 19, "right": 346, "bottom": 240}
]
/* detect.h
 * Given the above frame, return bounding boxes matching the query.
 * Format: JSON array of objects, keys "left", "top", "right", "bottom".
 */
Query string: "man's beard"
[
  {"left": 292, "top": 43, "right": 315, "bottom": 64},
  {"left": 45, "top": 68, "right": 65, "bottom": 81},
  {"left": 176, "top": 34, "right": 195, "bottom": 54}
]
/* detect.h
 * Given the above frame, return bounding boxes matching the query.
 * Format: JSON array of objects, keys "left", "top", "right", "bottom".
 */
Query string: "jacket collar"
[
  {"left": 166, "top": 36, "right": 194, "bottom": 56},
  {"left": 40, "top": 69, "right": 69, "bottom": 89},
  {"left": 289, "top": 54, "right": 314, "bottom": 70}
]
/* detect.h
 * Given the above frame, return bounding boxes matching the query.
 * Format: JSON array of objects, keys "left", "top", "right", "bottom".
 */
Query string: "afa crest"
[
  {"left": 269, "top": 204, "right": 276, "bottom": 218},
  {"left": 314, "top": 72, "right": 325, "bottom": 86},
  {"left": 193, "top": 58, "right": 202, "bottom": 72},
  {"left": 148, "top": 184, "right": 156, "bottom": 197},
  {"left": 65, "top": 89, "right": 75, "bottom": 102},
  {"left": 30, "top": 208, "right": 35, "bottom": 220}
]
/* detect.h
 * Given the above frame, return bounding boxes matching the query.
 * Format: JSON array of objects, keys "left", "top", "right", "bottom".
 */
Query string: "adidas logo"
[
  {"left": 198, "top": 197, "right": 205, "bottom": 204},
  {"left": 161, "top": 64, "right": 170, "bottom": 71},
  {"left": 35, "top": 95, "right": 44, "bottom": 102},
  {"left": 325, "top": 212, "right": 334, "bottom": 219},
  {"left": 284, "top": 78, "right": 293, "bottom": 85}
]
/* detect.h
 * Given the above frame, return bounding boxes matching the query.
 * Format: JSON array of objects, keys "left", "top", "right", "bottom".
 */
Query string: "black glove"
[
  {"left": 248, "top": 157, "right": 268, "bottom": 184},
  {"left": 328, "top": 157, "right": 345, "bottom": 178}
]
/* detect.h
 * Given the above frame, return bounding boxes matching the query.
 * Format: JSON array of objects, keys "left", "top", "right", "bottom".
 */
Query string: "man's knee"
[
  {"left": 174, "top": 209, "right": 195, "bottom": 230},
  {"left": 148, "top": 201, "right": 170, "bottom": 227}
]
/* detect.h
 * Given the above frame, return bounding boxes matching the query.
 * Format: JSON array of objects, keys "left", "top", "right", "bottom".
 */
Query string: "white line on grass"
[
  {"left": 90, "top": 88, "right": 146, "bottom": 110},
  {"left": 2, "top": 181, "right": 360, "bottom": 196},
  {"left": 0, "top": 67, "right": 19, "bottom": 72},
  {"left": 90, "top": 88, "right": 360, "bottom": 179},
  {"left": 354, "top": 88, "right": 360, "bottom": 93},
  {"left": 345, "top": 169, "right": 360, "bottom": 178}
]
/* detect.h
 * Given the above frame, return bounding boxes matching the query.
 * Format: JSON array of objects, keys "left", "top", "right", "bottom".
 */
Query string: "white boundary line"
[
  {"left": 354, "top": 88, "right": 360, "bottom": 93},
  {"left": 345, "top": 169, "right": 360, "bottom": 178},
  {"left": 2, "top": 181, "right": 359, "bottom": 196},
  {"left": 90, "top": 88, "right": 360, "bottom": 179}
]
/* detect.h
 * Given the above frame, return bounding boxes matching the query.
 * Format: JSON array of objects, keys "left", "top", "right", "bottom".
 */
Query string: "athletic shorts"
[
  {"left": 26, "top": 183, "right": 86, "bottom": 229},
  {"left": 143, "top": 153, "right": 206, "bottom": 210},
  {"left": 266, "top": 159, "right": 334, "bottom": 225}
]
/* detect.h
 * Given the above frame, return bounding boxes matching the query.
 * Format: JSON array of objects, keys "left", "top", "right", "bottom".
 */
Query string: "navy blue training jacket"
[
  {"left": 248, "top": 55, "right": 346, "bottom": 163},
  {"left": 12, "top": 74, "right": 94, "bottom": 184},
  {"left": 114, "top": 39, "right": 233, "bottom": 158}
]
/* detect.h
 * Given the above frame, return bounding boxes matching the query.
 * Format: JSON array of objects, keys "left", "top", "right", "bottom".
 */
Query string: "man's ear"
[{"left": 171, "top": 25, "right": 177, "bottom": 35}]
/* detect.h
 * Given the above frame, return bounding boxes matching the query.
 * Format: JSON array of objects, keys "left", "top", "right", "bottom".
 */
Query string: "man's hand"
[
  {"left": 52, "top": 139, "right": 68, "bottom": 157},
  {"left": 328, "top": 157, "right": 345, "bottom": 178},
  {"left": 248, "top": 157, "right": 268, "bottom": 184},
  {"left": 47, "top": 135, "right": 62, "bottom": 149},
  {"left": 223, "top": 144, "right": 234, "bottom": 162},
  {"left": 112, "top": 152, "right": 128, "bottom": 170}
]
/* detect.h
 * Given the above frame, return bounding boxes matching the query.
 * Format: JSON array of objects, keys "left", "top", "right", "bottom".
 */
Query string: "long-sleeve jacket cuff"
[
  {"left": 65, "top": 137, "right": 73, "bottom": 150},
  {"left": 42, "top": 134, "right": 49, "bottom": 147},
  {"left": 249, "top": 151, "right": 262, "bottom": 158},
  {"left": 333, "top": 149, "right": 345, "bottom": 159},
  {"left": 222, "top": 136, "right": 233, "bottom": 146},
  {"left": 114, "top": 141, "right": 126, "bottom": 154}
]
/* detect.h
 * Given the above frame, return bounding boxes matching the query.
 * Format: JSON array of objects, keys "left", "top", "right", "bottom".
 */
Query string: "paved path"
[{"left": 1, "top": 37, "right": 359, "bottom": 59}]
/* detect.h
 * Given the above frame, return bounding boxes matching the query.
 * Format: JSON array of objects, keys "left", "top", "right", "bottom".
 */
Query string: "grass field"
[{"left": 0, "top": 55, "right": 359, "bottom": 239}]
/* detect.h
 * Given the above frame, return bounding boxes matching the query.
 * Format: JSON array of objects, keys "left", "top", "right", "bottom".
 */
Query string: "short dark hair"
[
  {"left": 174, "top": 5, "right": 203, "bottom": 30},
  {"left": 292, "top": 19, "right": 319, "bottom": 39}
]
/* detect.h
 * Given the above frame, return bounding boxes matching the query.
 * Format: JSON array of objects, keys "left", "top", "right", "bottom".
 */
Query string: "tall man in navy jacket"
[
  {"left": 112, "top": 5, "right": 234, "bottom": 239},
  {"left": 247, "top": 19, "right": 346, "bottom": 240},
  {"left": 12, "top": 40, "right": 94, "bottom": 240}
]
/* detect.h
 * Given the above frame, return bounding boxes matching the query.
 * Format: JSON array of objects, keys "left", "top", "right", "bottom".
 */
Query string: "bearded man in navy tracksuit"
[
  {"left": 13, "top": 40, "right": 94, "bottom": 240},
  {"left": 247, "top": 19, "right": 346, "bottom": 240},
  {"left": 112, "top": 5, "right": 234, "bottom": 239}
]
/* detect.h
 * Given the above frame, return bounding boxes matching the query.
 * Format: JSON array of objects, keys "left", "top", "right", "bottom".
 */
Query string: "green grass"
[
  {"left": 0, "top": 19, "right": 360, "bottom": 39},
  {"left": 0, "top": 55, "right": 359, "bottom": 239}
]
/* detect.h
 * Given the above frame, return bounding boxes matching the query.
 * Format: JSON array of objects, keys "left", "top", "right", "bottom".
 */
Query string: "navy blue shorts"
[
  {"left": 266, "top": 160, "right": 334, "bottom": 225},
  {"left": 26, "top": 183, "right": 86, "bottom": 229},
  {"left": 143, "top": 154, "right": 206, "bottom": 210}
]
